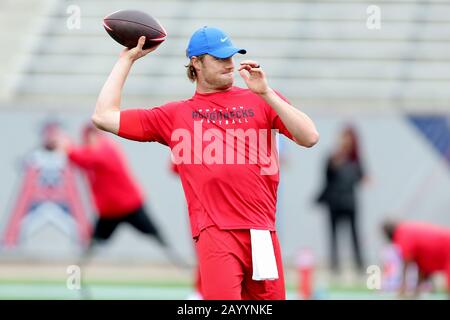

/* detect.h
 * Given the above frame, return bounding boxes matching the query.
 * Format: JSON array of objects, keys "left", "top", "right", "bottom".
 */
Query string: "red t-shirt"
[
  {"left": 118, "top": 86, "right": 293, "bottom": 237},
  {"left": 394, "top": 222, "right": 450, "bottom": 275},
  {"left": 68, "top": 136, "right": 144, "bottom": 217}
]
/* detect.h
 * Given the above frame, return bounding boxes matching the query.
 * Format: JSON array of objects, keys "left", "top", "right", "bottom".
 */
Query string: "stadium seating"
[{"left": 3, "top": 0, "right": 450, "bottom": 109}]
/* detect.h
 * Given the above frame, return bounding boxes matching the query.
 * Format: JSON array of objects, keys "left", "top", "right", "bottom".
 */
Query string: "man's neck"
[{"left": 195, "top": 83, "right": 233, "bottom": 94}]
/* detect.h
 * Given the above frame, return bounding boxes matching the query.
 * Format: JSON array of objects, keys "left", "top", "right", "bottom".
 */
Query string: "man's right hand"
[
  {"left": 93, "top": 36, "right": 159, "bottom": 135},
  {"left": 120, "top": 36, "right": 160, "bottom": 62}
]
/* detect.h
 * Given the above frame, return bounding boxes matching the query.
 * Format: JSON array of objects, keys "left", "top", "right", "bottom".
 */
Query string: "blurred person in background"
[
  {"left": 382, "top": 219, "right": 450, "bottom": 298},
  {"left": 57, "top": 123, "right": 185, "bottom": 268},
  {"left": 316, "top": 125, "right": 366, "bottom": 275},
  {"left": 3, "top": 120, "right": 90, "bottom": 247}
]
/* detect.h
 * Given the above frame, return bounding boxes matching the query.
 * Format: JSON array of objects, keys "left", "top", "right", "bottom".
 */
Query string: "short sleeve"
[
  {"left": 394, "top": 228, "right": 415, "bottom": 261},
  {"left": 118, "top": 103, "right": 177, "bottom": 145},
  {"left": 264, "top": 90, "right": 294, "bottom": 140},
  {"left": 68, "top": 146, "right": 100, "bottom": 169}
]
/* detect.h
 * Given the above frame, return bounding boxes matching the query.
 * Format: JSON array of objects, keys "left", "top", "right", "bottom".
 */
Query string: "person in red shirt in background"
[
  {"left": 57, "top": 123, "right": 185, "bottom": 268},
  {"left": 382, "top": 219, "right": 450, "bottom": 298},
  {"left": 92, "top": 26, "right": 319, "bottom": 299}
]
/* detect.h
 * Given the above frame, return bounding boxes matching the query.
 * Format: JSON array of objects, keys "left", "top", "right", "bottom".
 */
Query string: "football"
[{"left": 103, "top": 10, "right": 167, "bottom": 50}]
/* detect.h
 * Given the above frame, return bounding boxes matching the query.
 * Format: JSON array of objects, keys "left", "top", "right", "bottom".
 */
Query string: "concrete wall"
[{"left": 0, "top": 108, "right": 448, "bottom": 268}]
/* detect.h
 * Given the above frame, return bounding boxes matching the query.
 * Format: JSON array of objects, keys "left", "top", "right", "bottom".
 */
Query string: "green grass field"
[
  {"left": 1, "top": 279, "right": 446, "bottom": 300},
  {"left": 0, "top": 262, "right": 446, "bottom": 300}
]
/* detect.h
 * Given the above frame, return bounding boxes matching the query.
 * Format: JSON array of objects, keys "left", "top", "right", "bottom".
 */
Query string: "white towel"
[{"left": 250, "top": 229, "right": 279, "bottom": 281}]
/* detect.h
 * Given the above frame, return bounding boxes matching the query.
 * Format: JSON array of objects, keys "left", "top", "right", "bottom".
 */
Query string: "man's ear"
[{"left": 192, "top": 56, "right": 202, "bottom": 72}]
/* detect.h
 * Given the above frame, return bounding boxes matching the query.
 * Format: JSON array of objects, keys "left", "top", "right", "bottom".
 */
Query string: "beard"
[{"left": 204, "top": 71, "right": 234, "bottom": 90}]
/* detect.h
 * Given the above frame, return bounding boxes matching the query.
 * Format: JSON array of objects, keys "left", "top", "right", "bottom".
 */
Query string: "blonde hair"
[{"left": 185, "top": 54, "right": 205, "bottom": 82}]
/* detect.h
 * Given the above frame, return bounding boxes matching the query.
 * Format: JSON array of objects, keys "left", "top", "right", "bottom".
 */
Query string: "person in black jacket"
[{"left": 316, "top": 125, "right": 366, "bottom": 274}]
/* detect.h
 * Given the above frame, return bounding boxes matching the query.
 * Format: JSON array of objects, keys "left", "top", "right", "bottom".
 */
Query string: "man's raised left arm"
[{"left": 239, "top": 60, "right": 319, "bottom": 147}]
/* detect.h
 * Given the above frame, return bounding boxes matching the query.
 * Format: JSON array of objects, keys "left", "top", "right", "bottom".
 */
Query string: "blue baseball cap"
[{"left": 186, "top": 26, "right": 246, "bottom": 59}]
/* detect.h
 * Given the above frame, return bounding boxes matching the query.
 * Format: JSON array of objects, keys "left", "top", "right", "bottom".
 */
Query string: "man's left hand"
[{"left": 238, "top": 60, "right": 270, "bottom": 95}]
